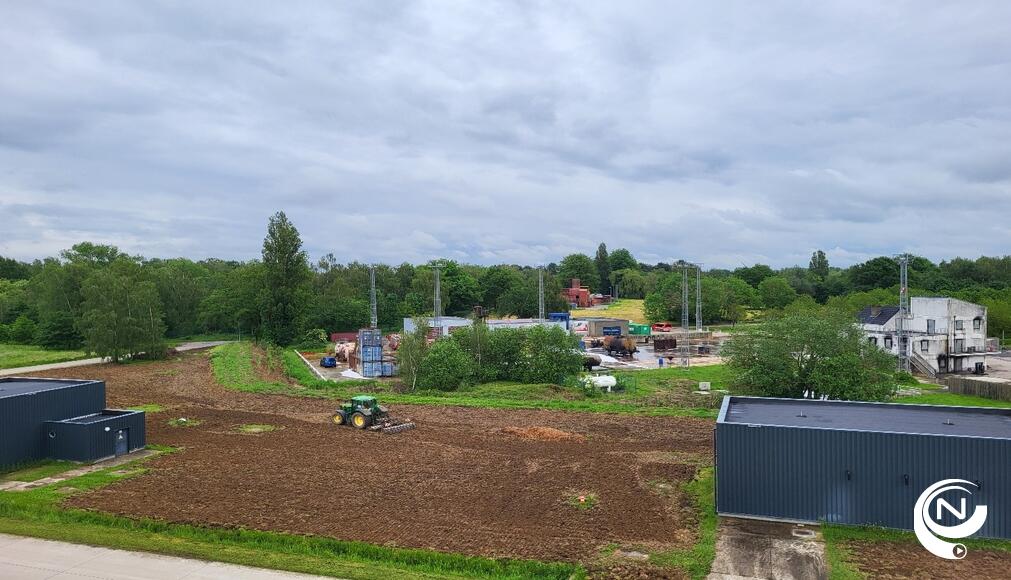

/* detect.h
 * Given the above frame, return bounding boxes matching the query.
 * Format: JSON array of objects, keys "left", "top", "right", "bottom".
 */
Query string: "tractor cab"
[{"left": 332, "top": 395, "right": 389, "bottom": 429}]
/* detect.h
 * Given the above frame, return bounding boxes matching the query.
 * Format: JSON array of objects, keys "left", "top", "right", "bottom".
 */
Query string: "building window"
[
  {"left": 869, "top": 337, "right": 878, "bottom": 346},
  {"left": 955, "top": 319, "right": 964, "bottom": 331},
  {"left": 921, "top": 340, "right": 929, "bottom": 352},
  {"left": 927, "top": 319, "right": 935, "bottom": 333},
  {"left": 884, "top": 336, "right": 893, "bottom": 349},
  {"left": 974, "top": 318, "right": 982, "bottom": 331}
]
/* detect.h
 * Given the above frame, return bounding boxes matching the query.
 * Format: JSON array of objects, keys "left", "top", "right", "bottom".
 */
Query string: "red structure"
[{"left": 561, "top": 278, "right": 592, "bottom": 308}]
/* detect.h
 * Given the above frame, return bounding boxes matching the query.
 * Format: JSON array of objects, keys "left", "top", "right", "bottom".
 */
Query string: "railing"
[{"left": 909, "top": 350, "right": 937, "bottom": 378}]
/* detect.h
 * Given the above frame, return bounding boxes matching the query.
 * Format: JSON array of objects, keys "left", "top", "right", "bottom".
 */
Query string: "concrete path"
[
  {"left": 0, "top": 342, "right": 230, "bottom": 377},
  {"left": 0, "top": 450, "right": 161, "bottom": 493},
  {"left": 0, "top": 533, "right": 331, "bottom": 579},
  {"left": 707, "top": 518, "right": 827, "bottom": 580}
]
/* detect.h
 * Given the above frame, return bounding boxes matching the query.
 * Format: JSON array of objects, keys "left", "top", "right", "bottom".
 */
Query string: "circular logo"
[{"left": 913, "top": 479, "right": 988, "bottom": 560}]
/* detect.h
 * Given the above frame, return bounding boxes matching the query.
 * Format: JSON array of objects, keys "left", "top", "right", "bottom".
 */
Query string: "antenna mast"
[
  {"left": 897, "top": 254, "right": 910, "bottom": 372},
  {"left": 695, "top": 264, "right": 703, "bottom": 332},
  {"left": 369, "top": 265, "right": 378, "bottom": 329},
  {"left": 680, "top": 263, "right": 691, "bottom": 368},
  {"left": 538, "top": 267, "right": 545, "bottom": 321},
  {"left": 433, "top": 264, "right": 442, "bottom": 337}
]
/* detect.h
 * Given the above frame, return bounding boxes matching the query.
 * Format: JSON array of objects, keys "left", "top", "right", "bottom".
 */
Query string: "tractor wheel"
[
  {"left": 350, "top": 412, "right": 372, "bottom": 429},
  {"left": 331, "top": 411, "right": 347, "bottom": 426}
]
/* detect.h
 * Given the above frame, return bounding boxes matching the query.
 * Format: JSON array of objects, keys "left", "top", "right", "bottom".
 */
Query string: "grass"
[
  {"left": 649, "top": 467, "right": 717, "bottom": 579},
  {"left": 570, "top": 299, "right": 647, "bottom": 324},
  {"left": 127, "top": 404, "right": 164, "bottom": 413},
  {"left": 0, "top": 451, "right": 582, "bottom": 580},
  {"left": 565, "top": 492, "right": 598, "bottom": 510},
  {"left": 165, "top": 333, "right": 238, "bottom": 347},
  {"left": 0, "top": 343, "right": 90, "bottom": 369},
  {"left": 236, "top": 424, "right": 281, "bottom": 434},
  {"left": 210, "top": 342, "right": 290, "bottom": 394},
  {"left": 1, "top": 460, "right": 77, "bottom": 483},
  {"left": 892, "top": 391, "right": 1011, "bottom": 408}
]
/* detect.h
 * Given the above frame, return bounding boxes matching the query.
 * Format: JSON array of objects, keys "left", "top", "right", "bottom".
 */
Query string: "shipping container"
[
  {"left": 358, "top": 328, "right": 383, "bottom": 347},
  {"left": 381, "top": 362, "right": 397, "bottom": 377},
  {"left": 629, "top": 323, "right": 651, "bottom": 336},
  {"left": 716, "top": 396, "right": 1011, "bottom": 539}
]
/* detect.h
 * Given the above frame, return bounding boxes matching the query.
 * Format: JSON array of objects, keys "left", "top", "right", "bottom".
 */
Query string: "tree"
[
  {"left": 608, "top": 248, "right": 638, "bottom": 273},
  {"left": 78, "top": 259, "right": 166, "bottom": 362},
  {"left": 0, "top": 256, "right": 32, "bottom": 280},
  {"left": 610, "top": 268, "right": 648, "bottom": 299},
  {"left": 418, "top": 338, "right": 473, "bottom": 391},
  {"left": 198, "top": 262, "right": 265, "bottom": 337},
  {"left": 9, "top": 314, "right": 37, "bottom": 344},
  {"left": 261, "top": 212, "right": 310, "bottom": 345},
  {"left": 479, "top": 266, "right": 522, "bottom": 308},
  {"left": 723, "top": 310, "right": 897, "bottom": 401},
  {"left": 758, "top": 276, "right": 799, "bottom": 309},
  {"left": 645, "top": 273, "right": 756, "bottom": 324},
  {"left": 397, "top": 318, "right": 430, "bottom": 391},
  {"left": 151, "top": 259, "right": 210, "bottom": 337},
  {"left": 809, "top": 250, "right": 830, "bottom": 279},
  {"left": 595, "top": 243, "right": 611, "bottom": 294},
  {"left": 558, "top": 254, "right": 599, "bottom": 292},
  {"left": 733, "top": 264, "right": 775, "bottom": 288}
]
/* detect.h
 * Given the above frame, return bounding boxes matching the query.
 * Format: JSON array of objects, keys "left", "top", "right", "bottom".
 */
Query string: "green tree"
[
  {"left": 518, "top": 325, "right": 582, "bottom": 383},
  {"left": 733, "top": 264, "right": 775, "bottom": 288},
  {"left": 808, "top": 250, "right": 830, "bottom": 279},
  {"left": 418, "top": 338, "right": 473, "bottom": 391},
  {"left": 0, "top": 256, "right": 32, "bottom": 280},
  {"left": 723, "top": 310, "right": 896, "bottom": 400},
  {"left": 9, "top": 314, "right": 37, "bottom": 344},
  {"left": 558, "top": 253, "right": 599, "bottom": 292},
  {"left": 758, "top": 276, "right": 799, "bottom": 309},
  {"left": 261, "top": 212, "right": 311, "bottom": 345},
  {"left": 595, "top": 243, "right": 611, "bottom": 294},
  {"left": 396, "top": 318, "right": 430, "bottom": 391},
  {"left": 608, "top": 248, "right": 638, "bottom": 272},
  {"left": 78, "top": 259, "right": 166, "bottom": 362},
  {"left": 198, "top": 262, "right": 265, "bottom": 337},
  {"left": 151, "top": 259, "right": 210, "bottom": 337},
  {"left": 479, "top": 266, "right": 522, "bottom": 308}
]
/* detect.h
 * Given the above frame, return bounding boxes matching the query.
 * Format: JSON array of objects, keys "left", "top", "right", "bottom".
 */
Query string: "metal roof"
[
  {"left": 719, "top": 396, "right": 1011, "bottom": 439},
  {"left": 0, "top": 377, "right": 100, "bottom": 399},
  {"left": 856, "top": 305, "right": 900, "bottom": 325}
]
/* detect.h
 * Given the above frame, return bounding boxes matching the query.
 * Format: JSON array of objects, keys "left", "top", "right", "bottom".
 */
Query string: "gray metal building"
[
  {"left": 716, "top": 396, "right": 1011, "bottom": 539},
  {"left": 0, "top": 377, "right": 145, "bottom": 469}
]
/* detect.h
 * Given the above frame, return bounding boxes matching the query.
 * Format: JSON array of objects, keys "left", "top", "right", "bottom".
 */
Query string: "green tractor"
[{"left": 331, "top": 395, "right": 415, "bottom": 434}]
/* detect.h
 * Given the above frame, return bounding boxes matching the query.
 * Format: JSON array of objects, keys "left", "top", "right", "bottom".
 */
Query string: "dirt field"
[
  {"left": 841, "top": 540, "right": 1011, "bottom": 579},
  {"left": 27, "top": 351, "right": 713, "bottom": 565}
]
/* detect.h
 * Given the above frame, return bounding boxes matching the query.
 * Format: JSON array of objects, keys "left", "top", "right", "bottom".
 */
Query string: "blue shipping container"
[
  {"left": 361, "top": 362, "right": 381, "bottom": 377},
  {"left": 381, "top": 362, "right": 396, "bottom": 376},
  {"left": 361, "top": 346, "right": 382, "bottom": 362}
]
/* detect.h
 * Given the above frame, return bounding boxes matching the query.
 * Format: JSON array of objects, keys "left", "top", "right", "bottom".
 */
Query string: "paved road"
[
  {"left": 0, "top": 533, "right": 331, "bottom": 579},
  {"left": 0, "top": 342, "right": 231, "bottom": 377}
]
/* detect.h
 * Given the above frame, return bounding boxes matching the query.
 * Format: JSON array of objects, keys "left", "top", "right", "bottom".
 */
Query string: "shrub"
[
  {"left": 9, "top": 314, "right": 37, "bottom": 344},
  {"left": 418, "top": 339, "right": 473, "bottom": 391},
  {"left": 519, "top": 325, "right": 583, "bottom": 383}
]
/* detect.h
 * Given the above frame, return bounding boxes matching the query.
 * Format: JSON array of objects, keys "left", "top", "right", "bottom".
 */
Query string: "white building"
[
  {"left": 858, "top": 297, "right": 988, "bottom": 376},
  {"left": 403, "top": 316, "right": 565, "bottom": 335},
  {"left": 402, "top": 316, "right": 472, "bottom": 336}
]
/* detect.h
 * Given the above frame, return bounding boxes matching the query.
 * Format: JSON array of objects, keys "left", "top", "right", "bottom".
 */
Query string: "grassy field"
[
  {"left": 0, "top": 450, "right": 579, "bottom": 579},
  {"left": 0, "top": 343, "right": 90, "bottom": 369},
  {"left": 209, "top": 342, "right": 290, "bottom": 394},
  {"left": 1, "top": 460, "right": 77, "bottom": 483},
  {"left": 570, "top": 299, "right": 647, "bottom": 324},
  {"left": 166, "top": 333, "right": 239, "bottom": 347}
]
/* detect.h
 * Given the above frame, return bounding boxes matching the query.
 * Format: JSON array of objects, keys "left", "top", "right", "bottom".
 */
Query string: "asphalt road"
[{"left": 0, "top": 342, "right": 231, "bottom": 377}]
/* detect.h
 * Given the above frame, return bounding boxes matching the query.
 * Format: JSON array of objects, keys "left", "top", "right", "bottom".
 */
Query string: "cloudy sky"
[{"left": 2, "top": 1, "right": 1009, "bottom": 268}]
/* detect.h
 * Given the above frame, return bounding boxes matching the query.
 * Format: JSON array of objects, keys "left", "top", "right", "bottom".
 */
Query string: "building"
[
  {"left": 403, "top": 316, "right": 473, "bottom": 336},
  {"left": 716, "top": 396, "right": 1010, "bottom": 539},
  {"left": 0, "top": 377, "right": 145, "bottom": 470},
  {"left": 485, "top": 318, "right": 567, "bottom": 331},
  {"left": 571, "top": 317, "right": 629, "bottom": 337},
  {"left": 859, "top": 297, "right": 988, "bottom": 376},
  {"left": 561, "top": 279, "right": 592, "bottom": 308}
]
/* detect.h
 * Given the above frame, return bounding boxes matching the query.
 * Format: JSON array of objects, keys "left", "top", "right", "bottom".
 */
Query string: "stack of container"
[{"left": 357, "top": 328, "right": 398, "bottom": 378}]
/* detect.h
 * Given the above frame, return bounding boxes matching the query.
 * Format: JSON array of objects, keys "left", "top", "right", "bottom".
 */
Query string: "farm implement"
[{"left": 331, "top": 395, "right": 416, "bottom": 434}]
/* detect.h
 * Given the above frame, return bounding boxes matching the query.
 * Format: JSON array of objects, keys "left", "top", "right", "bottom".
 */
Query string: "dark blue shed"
[{"left": 715, "top": 396, "right": 1011, "bottom": 539}]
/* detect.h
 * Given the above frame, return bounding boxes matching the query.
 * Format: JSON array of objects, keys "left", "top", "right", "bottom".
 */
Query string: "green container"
[{"left": 629, "top": 323, "right": 651, "bottom": 336}]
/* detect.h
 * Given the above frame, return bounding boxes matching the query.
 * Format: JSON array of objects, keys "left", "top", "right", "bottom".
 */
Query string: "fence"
[{"left": 941, "top": 375, "right": 1011, "bottom": 402}]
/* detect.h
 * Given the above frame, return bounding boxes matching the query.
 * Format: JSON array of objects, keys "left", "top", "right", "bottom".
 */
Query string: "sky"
[{"left": 1, "top": 1, "right": 1009, "bottom": 269}]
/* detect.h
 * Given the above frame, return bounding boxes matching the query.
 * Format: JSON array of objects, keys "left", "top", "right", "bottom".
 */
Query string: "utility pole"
[
  {"left": 369, "top": 265, "right": 378, "bottom": 329},
  {"left": 679, "top": 263, "right": 692, "bottom": 368},
  {"left": 538, "top": 266, "right": 545, "bottom": 321},
  {"left": 433, "top": 264, "right": 442, "bottom": 337},
  {"left": 695, "top": 264, "right": 703, "bottom": 332},
  {"left": 896, "top": 254, "right": 910, "bottom": 373}
]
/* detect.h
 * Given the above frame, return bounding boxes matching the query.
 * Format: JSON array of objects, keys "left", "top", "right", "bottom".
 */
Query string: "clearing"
[{"left": 570, "top": 299, "right": 647, "bottom": 324}]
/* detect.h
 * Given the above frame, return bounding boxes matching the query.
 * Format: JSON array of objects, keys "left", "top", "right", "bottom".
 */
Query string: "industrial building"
[
  {"left": 403, "top": 316, "right": 473, "bottom": 336},
  {"left": 0, "top": 377, "right": 145, "bottom": 469},
  {"left": 716, "top": 396, "right": 1010, "bottom": 539},
  {"left": 485, "top": 318, "right": 567, "bottom": 331},
  {"left": 858, "top": 297, "right": 990, "bottom": 376},
  {"left": 571, "top": 317, "right": 629, "bottom": 337}
]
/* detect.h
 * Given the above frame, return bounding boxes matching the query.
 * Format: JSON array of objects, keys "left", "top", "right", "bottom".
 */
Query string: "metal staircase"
[{"left": 909, "top": 350, "right": 937, "bottom": 379}]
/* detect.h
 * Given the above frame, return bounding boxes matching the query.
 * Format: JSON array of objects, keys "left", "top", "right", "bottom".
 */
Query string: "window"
[
  {"left": 955, "top": 339, "right": 965, "bottom": 353},
  {"left": 955, "top": 320, "right": 964, "bottom": 331},
  {"left": 974, "top": 318, "right": 982, "bottom": 331},
  {"left": 921, "top": 340, "right": 929, "bottom": 352},
  {"left": 869, "top": 337, "right": 878, "bottom": 346},
  {"left": 927, "top": 319, "right": 936, "bottom": 333},
  {"left": 884, "top": 336, "right": 893, "bottom": 349}
]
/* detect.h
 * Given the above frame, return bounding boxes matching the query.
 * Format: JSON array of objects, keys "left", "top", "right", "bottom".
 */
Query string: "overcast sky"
[{"left": 2, "top": 1, "right": 1009, "bottom": 269}]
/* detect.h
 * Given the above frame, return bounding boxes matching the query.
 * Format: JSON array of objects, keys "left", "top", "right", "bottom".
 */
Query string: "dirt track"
[{"left": 28, "top": 351, "right": 713, "bottom": 564}]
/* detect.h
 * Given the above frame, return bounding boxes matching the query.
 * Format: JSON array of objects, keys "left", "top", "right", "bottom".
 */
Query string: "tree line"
[{"left": 2, "top": 215, "right": 1010, "bottom": 357}]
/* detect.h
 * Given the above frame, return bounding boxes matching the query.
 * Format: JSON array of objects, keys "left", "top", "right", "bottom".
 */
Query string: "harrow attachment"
[{"left": 370, "top": 418, "right": 417, "bottom": 434}]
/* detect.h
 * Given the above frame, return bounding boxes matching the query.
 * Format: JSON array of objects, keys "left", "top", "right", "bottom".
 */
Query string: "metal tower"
[
  {"left": 897, "top": 254, "right": 910, "bottom": 372},
  {"left": 680, "top": 264, "right": 691, "bottom": 368},
  {"left": 433, "top": 265, "right": 442, "bottom": 337},
  {"left": 538, "top": 267, "right": 545, "bottom": 321},
  {"left": 369, "top": 265, "right": 378, "bottom": 329},
  {"left": 695, "top": 265, "right": 702, "bottom": 332}
]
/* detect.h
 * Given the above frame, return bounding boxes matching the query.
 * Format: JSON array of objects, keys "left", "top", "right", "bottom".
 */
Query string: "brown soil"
[
  {"left": 27, "top": 351, "right": 713, "bottom": 564},
  {"left": 500, "top": 426, "right": 586, "bottom": 442},
  {"left": 842, "top": 540, "right": 1011, "bottom": 579}
]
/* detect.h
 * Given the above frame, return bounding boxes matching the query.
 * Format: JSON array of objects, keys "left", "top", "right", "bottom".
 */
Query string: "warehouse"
[
  {"left": 716, "top": 396, "right": 1010, "bottom": 539},
  {"left": 0, "top": 377, "right": 145, "bottom": 469},
  {"left": 571, "top": 317, "right": 629, "bottom": 337}
]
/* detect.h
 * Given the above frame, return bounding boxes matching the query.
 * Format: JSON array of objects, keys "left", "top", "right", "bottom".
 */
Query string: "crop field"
[{"left": 16, "top": 350, "right": 716, "bottom": 577}]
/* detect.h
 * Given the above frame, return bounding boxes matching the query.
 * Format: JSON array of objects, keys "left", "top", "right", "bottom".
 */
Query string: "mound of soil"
[{"left": 501, "top": 426, "right": 586, "bottom": 441}]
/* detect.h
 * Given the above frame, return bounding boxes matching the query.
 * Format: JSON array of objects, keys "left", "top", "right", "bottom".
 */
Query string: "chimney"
[{"left": 571, "top": 278, "right": 580, "bottom": 289}]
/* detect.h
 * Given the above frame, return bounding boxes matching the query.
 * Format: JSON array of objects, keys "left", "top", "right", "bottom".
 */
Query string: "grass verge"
[
  {"left": 891, "top": 392, "right": 1011, "bottom": 408},
  {"left": 0, "top": 451, "right": 582, "bottom": 580},
  {"left": 1, "top": 460, "right": 77, "bottom": 483},
  {"left": 0, "top": 343, "right": 90, "bottom": 369},
  {"left": 210, "top": 342, "right": 290, "bottom": 394},
  {"left": 649, "top": 467, "right": 717, "bottom": 579}
]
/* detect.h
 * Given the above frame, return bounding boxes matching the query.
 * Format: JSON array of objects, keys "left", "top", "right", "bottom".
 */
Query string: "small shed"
[
  {"left": 573, "top": 317, "right": 630, "bottom": 337},
  {"left": 715, "top": 396, "right": 1011, "bottom": 539},
  {"left": 0, "top": 377, "right": 145, "bottom": 469}
]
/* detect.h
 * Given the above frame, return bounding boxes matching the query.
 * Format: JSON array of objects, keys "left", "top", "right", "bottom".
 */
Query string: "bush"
[
  {"left": 0, "top": 323, "right": 9, "bottom": 342},
  {"left": 35, "top": 311, "right": 82, "bottom": 349},
  {"left": 519, "top": 325, "right": 583, "bottom": 383},
  {"left": 9, "top": 314, "right": 37, "bottom": 344},
  {"left": 418, "top": 339, "right": 473, "bottom": 391}
]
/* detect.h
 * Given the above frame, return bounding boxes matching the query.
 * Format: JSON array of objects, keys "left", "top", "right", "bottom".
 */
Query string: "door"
[{"left": 115, "top": 429, "right": 129, "bottom": 456}]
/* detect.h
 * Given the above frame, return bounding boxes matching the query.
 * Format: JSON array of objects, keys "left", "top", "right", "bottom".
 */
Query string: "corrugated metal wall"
[
  {"left": 0, "top": 382, "right": 105, "bottom": 469},
  {"left": 716, "top": 423, "right": 1011, "bottom": 539},
  {"left": 45, "top": 411, "right": 146, "bottom": 463}
]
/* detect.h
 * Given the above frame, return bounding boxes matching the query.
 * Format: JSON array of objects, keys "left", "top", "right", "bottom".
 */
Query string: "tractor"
[{"left": 331, "top": 395, "right": 415, "bottom": 434}]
